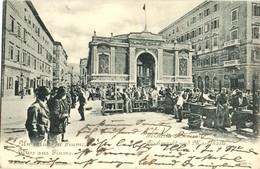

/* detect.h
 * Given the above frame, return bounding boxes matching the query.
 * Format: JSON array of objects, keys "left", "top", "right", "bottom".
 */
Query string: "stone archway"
[{"left": 136, "top": 53, "right": 155, "bottom": 88}]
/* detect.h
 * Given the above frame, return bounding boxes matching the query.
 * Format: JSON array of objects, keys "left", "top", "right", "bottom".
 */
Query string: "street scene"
[{"left": 1, "top": 0, "right": 260, "bottom": 169}]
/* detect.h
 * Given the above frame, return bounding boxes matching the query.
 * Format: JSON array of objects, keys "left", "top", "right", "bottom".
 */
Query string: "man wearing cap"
[
  {"left": 47, "top": 86, "right": 69, "bottom": 146},
  {"left": 25, "top": 86, "right": 50, "bottom": 146}
]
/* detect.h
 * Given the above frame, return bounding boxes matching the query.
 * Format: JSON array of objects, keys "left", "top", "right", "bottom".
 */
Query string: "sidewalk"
[{"left": 1, "top": 94, "right": 36, "bottom": 101}]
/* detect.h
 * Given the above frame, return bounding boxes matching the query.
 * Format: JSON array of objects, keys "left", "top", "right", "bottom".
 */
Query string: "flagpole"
[{"left": 143, "top": 3, "right": 148, "bottom": 32}]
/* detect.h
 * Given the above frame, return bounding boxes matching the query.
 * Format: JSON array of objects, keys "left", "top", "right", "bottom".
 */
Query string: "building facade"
[
  {"left": 159, "top": 1, "right": 260, "bottom": 91},
  {"left": 2, "top": 0, "right": 54, "bottom": 97},
  {"left": 52, "top": 41, "right": 68, "bottom": 87},
  {"left": 79, "top": 58, "right": 88, "bottom": 86},
  {"left": 87, "top": 31, "right": 193, "bottom": 89}
]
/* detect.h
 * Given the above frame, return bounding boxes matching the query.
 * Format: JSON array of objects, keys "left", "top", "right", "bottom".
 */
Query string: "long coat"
[{"left": 47, "top": 97, "right": 68, "bottom": 134}]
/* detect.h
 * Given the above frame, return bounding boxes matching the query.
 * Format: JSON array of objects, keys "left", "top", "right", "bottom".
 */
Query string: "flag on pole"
[{"left": 143, "top": 4, "right": 146, "bottom": 10}]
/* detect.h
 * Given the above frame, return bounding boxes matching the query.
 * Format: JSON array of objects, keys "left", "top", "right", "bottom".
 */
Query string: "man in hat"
[
  {"left": 25, "top": 86, "right": 50, "bottom": 146},
  {"left": 47, "top": 86, "right": 69, "bottom": 146}
]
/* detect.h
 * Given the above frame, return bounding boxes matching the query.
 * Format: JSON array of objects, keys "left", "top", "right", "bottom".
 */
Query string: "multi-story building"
[
  {"left": 2, "top": 0, "right": 54, "bottom": 97},
  {"left": 159, "top": 1, "right": 260, "bottom": 91},
  {"left": 79, "top": 58, "right": 88, "bottom": 86},
  {"left": 53, "top": 41, "right": 68, "bottom": 87}
]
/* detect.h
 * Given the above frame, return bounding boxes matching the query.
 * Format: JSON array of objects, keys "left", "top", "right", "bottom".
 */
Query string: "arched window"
[
  {"left": 205, "top": 76, "right": 210, "bottom": 89},
  {"left": 198, "top": 76, "right": 203, "bottom": 90},
  {"left": 179, "top": 58, "right": 187, "bottom": 76},
  {"left": 213, "top": 77, "right": 218, "bottom": 89},
  {"left": 98, "top": 54, "right": 109, "bottom": 74}
]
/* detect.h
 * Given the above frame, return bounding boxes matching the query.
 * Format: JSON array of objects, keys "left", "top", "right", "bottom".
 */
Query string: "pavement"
[
  {"left": 1, "top": 97, "right": 259, "bottom": 142},
  {"left": 1, "top": 98, "right": 260, "bottom": 169}
]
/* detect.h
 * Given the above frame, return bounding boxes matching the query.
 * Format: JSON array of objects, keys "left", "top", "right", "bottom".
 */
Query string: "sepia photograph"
[{"left": 1, "top": 0, "right": 260, "bottom": 168}]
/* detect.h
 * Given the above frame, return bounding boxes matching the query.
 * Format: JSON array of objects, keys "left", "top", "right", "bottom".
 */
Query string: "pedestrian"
[
  {"left": 150, "top": 87, "right": 159, "bottom": 107},
  {"left": 25, "top": 86, "right": 50, "bottom": 146},
  {"left": 122, "top": 88, "right": 132, "bottom": 113},
  {"left": 78, "top": 88, "right": 86, "bottom": 121},
  {"left": 175, "top": 91, "right": 184, "bottom": 122},
  {"left": 47, "top": 86, "right": 69, "bottom": 146},
  {"left": 231, "top": 90, "right": 248, "bottom": 133},
  {"left": 215, "top": 88, "right": 230, "bottom": 132}
]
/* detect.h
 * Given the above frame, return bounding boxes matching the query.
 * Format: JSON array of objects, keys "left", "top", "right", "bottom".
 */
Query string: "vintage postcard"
[{"left": 1, "top": 0, "right": 260, "bottom": 169}]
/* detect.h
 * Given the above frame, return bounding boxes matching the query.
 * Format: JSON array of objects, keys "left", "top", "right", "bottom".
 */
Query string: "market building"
[
  {"left": 159, "top": 1, "right": 260, "bottom": 91},
  {"left": 87, "top": 31, "right": 194, "bottom": 89},
  {"left": 1, "top": 0, "right": 54, "bottom": 97}
]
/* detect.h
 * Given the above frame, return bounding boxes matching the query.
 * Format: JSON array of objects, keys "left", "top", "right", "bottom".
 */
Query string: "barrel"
[{"left": 188, "top": 113, "right": 202, "bottom": 129}]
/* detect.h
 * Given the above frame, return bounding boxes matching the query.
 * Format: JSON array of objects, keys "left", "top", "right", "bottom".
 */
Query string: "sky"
[{"left": 31, "top": 0, "right": 205, "bottom": 64}]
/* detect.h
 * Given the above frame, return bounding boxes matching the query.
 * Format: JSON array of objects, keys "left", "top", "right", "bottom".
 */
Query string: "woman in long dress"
[{"left": 215, "top": 88, "right": 231, "bottom": 131}]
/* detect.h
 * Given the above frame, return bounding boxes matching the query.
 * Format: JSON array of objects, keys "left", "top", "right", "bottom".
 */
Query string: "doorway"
[{"left": 136, "top": 53, "right": 155, "bottom": 88}]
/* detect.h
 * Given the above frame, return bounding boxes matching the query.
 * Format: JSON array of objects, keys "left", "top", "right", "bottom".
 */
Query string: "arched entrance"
[{"left": 136, "top": 53, "right": 155, "bottom": 88}]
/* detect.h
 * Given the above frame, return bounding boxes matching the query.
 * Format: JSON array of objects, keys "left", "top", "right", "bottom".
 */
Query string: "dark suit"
[{"left": 47, "top": 96, "right": 69, "bottom": 146}]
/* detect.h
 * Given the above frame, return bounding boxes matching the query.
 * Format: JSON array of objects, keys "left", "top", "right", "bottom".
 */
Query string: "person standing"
[
  {"left": 231, "top": 90, "right": 248, "bottom": 133},
  {"left": 175, "top": 91, "right": 184, "bottom": 122},
  {"left": 78, "top": 88, "right": 86, "bottom": 121},
  {"left": 215, "top": 88, "right": 230, "bottom": 132},
  {"left": 47, "top": 86, "right": 69, "bottom": 146},
  {"left": 122, "top": 88, "right": 132, "bottom": 113},
  {"left": 25, "top": 86, "right": 50, "bottom": 146}
]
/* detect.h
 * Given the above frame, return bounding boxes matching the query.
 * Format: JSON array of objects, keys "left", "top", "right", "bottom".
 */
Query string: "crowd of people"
[
  {"left": 95, "top": 84, "right": 258, "bottom": 132},
  {"left": 25, "top": 84, "right": 258, "bottom": 146},
  {"left": 25, "top": 85, "right": 88, "bottom": 146}
]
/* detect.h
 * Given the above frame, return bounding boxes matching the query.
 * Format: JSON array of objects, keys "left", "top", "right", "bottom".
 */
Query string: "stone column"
[
  {"left": 111, "top": 47, "right": 115, "bottom": 74},
  {"left": 188, "top": 51, "right": 192, "bottom": 76},
  {"left": 175, "top": 50, "right": 179, "bottom": 76},
  {"left": 129, "top": 47, "right": 136, "bottom": 82},
  {"left": 157, "top": 49, "right": 163, "bottom": 81},
  {"left": 93, "top": 46, "right": 97, "bottom": 74}
]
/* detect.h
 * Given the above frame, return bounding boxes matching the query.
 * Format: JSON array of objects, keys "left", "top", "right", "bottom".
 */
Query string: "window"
[
  {"left": 213, "top": 37, "right": 218, "bottom": 46},
  {"left": 22, "top": 52, "right": 27, "bottom": 65},
  {"left": 198, "top": 43, "right": 202, "bottom": 51},
  {"left": 191, "top": 30, "right": 196, "bottom": 38},
  {"left": 15, "top": 49, "right": 20, "bottom": 62},
  {"left": 253, "top": 27, "right": 260, "bottom": 39},
  {"left": 34, "top": 58, "right": 36, "bottom": 69},
  {"left": 231, "top": 29, "right": 238, "bottom": 40},
  {"left": 10, "top": 16, "right": 15, "bottom": 32},
  {"left": 172, "top": 29, "right": 175, "bottom": 34},
  {"left": 27, "top": 55, "right": 30, "bottom": 66},
  {"left": 199, "top": 12, "right": 203, "bottom": 19},
  {"left": 231, "top": 9, "right": 238, "bottom": 21},
  {"left": 191, "top": 16, "right": 196, "bottom": 24},
  {"left": 23, "top": 28, "right": 27, "bottom": 42},
  {"left": 205, "top": 40, "right": 210, "bottom": 49},
  {"left": 8, "top": 46, "right": 14, "bottom": 60},
  {"left": 198, "top": 27, "right": 203, "bottom": 35},
  {"left": 176, "top": 27, "right": 179, "bottom": 32},
  {"left": 204, "top": 23, "right": 210, "bottom": 33},
  {"left": 204, "top": 8, "right": 210, "bottom": 17},
  {"left": 186, "top": 32, "right": 190, "bottom": 40},
  {"left": 187, "top": 21, "right": 190, "bottom": 26},
  {"left": 253, "top": 3, "right": 260, "bottom": 16},
  {"left": 7, "top": 77, "right": 13, "bottom": 89},
  {"left": 17, "top": 23, "right": 21, "bottom": 37},
  {"left": 213, "top": 4, "right": 218, "bottom": 12},
  {"left": 211, "top": 19, "right": 219, "bottom": 29}
]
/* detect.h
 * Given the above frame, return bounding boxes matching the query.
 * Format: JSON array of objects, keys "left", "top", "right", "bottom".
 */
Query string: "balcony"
[
  {"left": 204, "top": 48, "right": 210, "bottom": 53},
  {"left": 223, "top": 39, "right": 240, "bottom": 48},
  {"left": 223, "top": 59, "right": 240, "bottom": 67}
]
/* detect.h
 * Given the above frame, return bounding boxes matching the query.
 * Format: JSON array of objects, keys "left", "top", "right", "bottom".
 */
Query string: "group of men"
[{"left": 25, "top": 85, "right": 87, "bottom": 146}]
